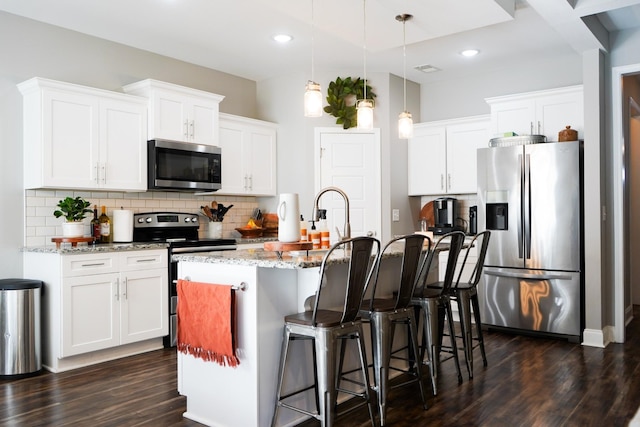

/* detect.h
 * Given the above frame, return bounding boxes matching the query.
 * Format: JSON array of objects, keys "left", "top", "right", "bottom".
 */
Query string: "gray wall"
[{"left": 0, "top": 11, "right": 258, "bottom": 277}]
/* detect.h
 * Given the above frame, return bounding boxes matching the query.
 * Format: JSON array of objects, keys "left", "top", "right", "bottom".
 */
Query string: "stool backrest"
[
  {"left": 312, "top": 236, "right": 381, "bottom": 326},
  {"left": 366, "top": 234, "right": 431, "bottom": 311},
  {"left": 415, "top": 231, "right": 465, "bottom": 296},
  {"left": 454, "top": 230, "right": 491, "bottom": 289}
]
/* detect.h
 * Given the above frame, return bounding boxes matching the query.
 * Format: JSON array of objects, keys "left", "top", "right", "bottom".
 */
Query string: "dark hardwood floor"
[{"left": 3, "top": 309, "right": 640, "bottom": 426}]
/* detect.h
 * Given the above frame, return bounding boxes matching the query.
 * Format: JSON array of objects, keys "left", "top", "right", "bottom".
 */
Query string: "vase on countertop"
[
  {"left": 277, "top": 193, "right": 301, "bottom": 243},
  {"left": 207, "top": 222, "right": 223, "bottom": 239}
]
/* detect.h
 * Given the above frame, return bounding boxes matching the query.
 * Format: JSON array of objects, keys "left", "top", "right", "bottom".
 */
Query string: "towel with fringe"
[{"left": 177, "top": 279, "right": 239, "bottom": 367}]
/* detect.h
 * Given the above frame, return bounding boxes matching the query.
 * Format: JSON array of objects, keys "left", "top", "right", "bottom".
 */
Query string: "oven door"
[{"left": 148, "top": 139, "right": 221, "bottom": 191}]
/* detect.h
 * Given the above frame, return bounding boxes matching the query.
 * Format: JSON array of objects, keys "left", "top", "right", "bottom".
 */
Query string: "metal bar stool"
[
  {"left": 271, "top": 236, "right": 380, "bottom": 427},
  {"left": 451, "top": 230, "right": 491, "bottom": 379},
  {"left": 359, "top": 234, "right": 431, "bottom": 426},
  {"left": 411, "top": 230, "right": 465, "bottom": 395}
]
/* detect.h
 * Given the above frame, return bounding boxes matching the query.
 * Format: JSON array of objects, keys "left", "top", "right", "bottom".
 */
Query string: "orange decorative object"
[{"left": 51, "top": 237, "right": 95, "bottom": 248}]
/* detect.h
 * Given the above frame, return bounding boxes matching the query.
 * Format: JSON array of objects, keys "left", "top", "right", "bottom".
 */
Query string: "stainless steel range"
[{"left": 133, "top": 212, "right": 236, "bottom": 347}]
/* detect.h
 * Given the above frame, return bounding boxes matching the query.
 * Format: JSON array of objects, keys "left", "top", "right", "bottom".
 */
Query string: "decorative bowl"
[{"left": 235, "top": 227, "right": 264, "bottom": 238}]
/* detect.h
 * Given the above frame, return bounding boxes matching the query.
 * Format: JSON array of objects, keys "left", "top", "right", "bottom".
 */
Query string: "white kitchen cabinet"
[
  {"left": 408, "top": 116, "right": 490, "bottom": 196},
  {"left": 24, "top": 249, "right": 167, "bottom": 371},
  {"left": 217, "top": 113, "right": 277, "bottom": 196},
  {"left": 18, "top": 77, "right": 147, "bottom": 191},
  {"left": 486, "top": 85, "right": 583, "bottom": 141},
  {"left": 123, "top": 79, "right": 224, "bottom": 146}
]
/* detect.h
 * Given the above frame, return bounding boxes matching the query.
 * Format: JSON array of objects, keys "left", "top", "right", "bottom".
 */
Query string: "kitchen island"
[{"left": 174, "top": 243, "right": 438, "bottom": 427}]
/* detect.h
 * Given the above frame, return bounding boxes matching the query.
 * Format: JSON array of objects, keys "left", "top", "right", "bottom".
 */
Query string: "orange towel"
[{"left": 177, "top": 280, "right": 239, "bottom": 367}]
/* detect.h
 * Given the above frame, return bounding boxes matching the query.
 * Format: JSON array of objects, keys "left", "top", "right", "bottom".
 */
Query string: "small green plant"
[{"left": 53, "top": 196, "right": 93, "bottom": 222}]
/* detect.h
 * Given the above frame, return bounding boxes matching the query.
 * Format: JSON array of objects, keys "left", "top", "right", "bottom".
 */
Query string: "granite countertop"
[
  {"left": 173, "top": 242, "right": 412, "bottom": 270},
  {"left": 22, "top": 242, "right": 168, "bottom": 254}
]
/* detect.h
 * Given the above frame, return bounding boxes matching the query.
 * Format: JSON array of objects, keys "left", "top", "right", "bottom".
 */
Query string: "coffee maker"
[{"left": 429, "top": 197, "right": 459, "bottom": 235}]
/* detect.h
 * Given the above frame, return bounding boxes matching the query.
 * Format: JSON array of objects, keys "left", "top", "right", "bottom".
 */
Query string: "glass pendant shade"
[
  {"left": 357, "top": 99, "right": 374, "bottom": 130},
  {"left": 398, "top": 111, "right": 413, "bottom": 139},
  {"left": 304, "top": 81, "right": 323, "bottom": 117}
]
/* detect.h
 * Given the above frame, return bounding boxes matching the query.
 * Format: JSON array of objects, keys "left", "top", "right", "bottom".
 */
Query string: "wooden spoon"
[
  {"left": 202, "top": 205, "right": 214, "bottom": 221},
  {"left": 211, "top": 201, "right": 218, "bottom": 211}
]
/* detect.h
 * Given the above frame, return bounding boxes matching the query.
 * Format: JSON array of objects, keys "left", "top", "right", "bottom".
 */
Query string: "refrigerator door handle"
[
  {"left": 518, "top": 154, "right": 524, "bottom": 259},
  {"left": 524, "top": 153, "right": 532, "bottom": 259},
  {"left": 484, "top": 269, "right": 574, "bottom": 281}
]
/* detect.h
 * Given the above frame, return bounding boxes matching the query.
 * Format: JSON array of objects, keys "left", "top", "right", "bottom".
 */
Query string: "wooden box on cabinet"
[
  {"left": 18, "top": 77, "right": 148, "bottom": 191},
  {"left": 24, "top": 249, "right": 168, "bottom": 372},
  {"left": 217, "top": 113, "right": 277, "bottom": 196},
  {"left": 408, "top": 115, "right": 490, "bottom": 196},
  {"left": 123, "top": 79, "right": 224, "bottom": 146}
]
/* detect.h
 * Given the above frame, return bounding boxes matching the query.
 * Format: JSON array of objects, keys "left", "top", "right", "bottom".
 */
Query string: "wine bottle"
[
  {"left": 99, "top": 206, "right": 111, "bottom": 243},
  {"left": 91, "top": 205, "right": 101, "bottom": 242}
]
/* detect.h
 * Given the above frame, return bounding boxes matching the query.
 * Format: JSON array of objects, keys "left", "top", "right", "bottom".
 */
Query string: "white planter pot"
[{"left": 62, "top": 221, "right": 84, "bottom": 237}]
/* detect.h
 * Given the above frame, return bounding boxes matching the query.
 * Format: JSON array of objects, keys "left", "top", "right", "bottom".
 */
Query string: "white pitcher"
[{"left": 277, "top": 193, "right": 301, "bottom": 243}]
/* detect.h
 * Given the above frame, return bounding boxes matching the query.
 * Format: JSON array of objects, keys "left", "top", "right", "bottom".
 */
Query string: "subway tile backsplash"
[{"left": 25, "top": 189, "right": 260, "bottom": 247}]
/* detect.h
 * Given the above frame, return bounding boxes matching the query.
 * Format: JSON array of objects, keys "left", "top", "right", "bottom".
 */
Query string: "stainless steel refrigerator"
[{"left": 477, "top": 140, "right": 583, "bottom": 341}]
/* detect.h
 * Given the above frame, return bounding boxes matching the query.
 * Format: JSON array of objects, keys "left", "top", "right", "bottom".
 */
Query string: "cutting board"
[
  {"left": 264, "top": 241, "right": 313, "bottom": 252},
  {"left": 420, "top": 201, "right": 435, "bottom": 228}
]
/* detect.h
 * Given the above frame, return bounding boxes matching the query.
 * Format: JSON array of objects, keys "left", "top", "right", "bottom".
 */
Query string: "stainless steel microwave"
[{"left": 147, "top": 139, "right": 221, "bottom": 191}]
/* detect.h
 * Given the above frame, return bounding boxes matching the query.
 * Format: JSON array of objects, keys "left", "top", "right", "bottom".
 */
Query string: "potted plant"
[{"left": 53, "top": 196, "right": 93, "bottom": 237}]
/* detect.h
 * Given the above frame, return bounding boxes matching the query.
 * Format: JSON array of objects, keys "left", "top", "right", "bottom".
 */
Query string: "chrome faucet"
[{"left": 313, "top": 186, "right": 351, "bottom": 241}]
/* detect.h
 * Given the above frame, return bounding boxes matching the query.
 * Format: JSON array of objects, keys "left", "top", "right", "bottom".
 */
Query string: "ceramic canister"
[{"left": 277, "top": 193, "right": 301, "bottom": 243}]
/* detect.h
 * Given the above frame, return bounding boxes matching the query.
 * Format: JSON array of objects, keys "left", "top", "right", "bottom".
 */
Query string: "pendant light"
[
  {"left": 357, "top": 0, "right": 374, "bottom": 130},
  {"left": 304, "top": 0, "right": 322, "bottom": 117},
  {"left": 396, "top": 14, "right": 413, "bottom": 139}
]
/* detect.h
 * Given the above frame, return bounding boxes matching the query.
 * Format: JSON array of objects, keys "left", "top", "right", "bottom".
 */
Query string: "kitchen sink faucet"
[{"left": 312, "top": 186, "right": 351, "bottom": 241}]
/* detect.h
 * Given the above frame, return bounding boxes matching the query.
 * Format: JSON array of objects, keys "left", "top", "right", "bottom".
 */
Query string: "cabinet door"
[
  {"left": 100, "top": 98, "right": 147, "bottom": 191},
  {"left": 42, "top": 89, "right": 100, "bottom": 189},
  {"left": 120, "top": 268, "right": 168, "bottom": 344},
  {"left": 246, "top": 127, "right": 277, "bottom": 196},
  {"left": 218, "top": 120, "right": 247, "bottom": 194},
  {"left": 61, "top": 273, "right": 120, "bottom": 357},
  {"left": 408, "top": 125, "right": 447, "bottom": 195},
  {"left": 446, "top": 120, "right": 490, "bottom": 194},
  {"left": 490, "top": 99, "right": 535, "bottom": 136},
  {"left": 536, "top": 90, "right": 584, "bottom": 141},
  {"left": 190, "top": 99, "right": 219, "bottom": 145},
  {"left": 150, "top": 90, "right": 189, "bottom": 141}
]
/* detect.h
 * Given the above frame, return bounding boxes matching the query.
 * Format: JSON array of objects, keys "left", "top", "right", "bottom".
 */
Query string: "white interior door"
[{"left": 315, "top": 128, "right": 381, "bottom": 242}]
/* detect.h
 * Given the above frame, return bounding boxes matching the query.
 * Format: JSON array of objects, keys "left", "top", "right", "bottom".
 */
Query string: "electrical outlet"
[{"left": 392, "top": 209, "right": 400, "bottom": 222}]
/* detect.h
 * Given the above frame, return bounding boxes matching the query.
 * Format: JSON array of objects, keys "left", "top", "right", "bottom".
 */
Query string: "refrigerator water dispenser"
[{"left": 486, "top": 203, "right": 508, "bottom": 230}]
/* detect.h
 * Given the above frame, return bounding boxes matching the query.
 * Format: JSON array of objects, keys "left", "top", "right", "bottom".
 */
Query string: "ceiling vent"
[{"left": 414, "top": 64, "right": 441, "bottom": 73}]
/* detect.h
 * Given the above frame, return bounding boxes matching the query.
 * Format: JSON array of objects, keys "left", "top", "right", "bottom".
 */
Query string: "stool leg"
[
  {"left": 443, "top": 298, "right": 463, "bottom": 384},
  {"left": 316, "top": 329, "right": 337, "bottom": 427},
  {"left": 471, "top": 292, "right": 488, "bottom": 367},
  {"left": 370, "top": 311, "right": 392, "bottom": 426},
  {"left": 354, "top": 327, "right": 377, "bottom": 427},
  {"left": 407, "top": 311, "right": 428, "bottom": 410},
  {"left": 457, "top": 290, "right": 474, "bottom": 379},
  {"left": 420, "top": 299, "right": 439, "bottom": 395},
  {"left": 272, "top": 326, "right": 292, "bottom": 427}
]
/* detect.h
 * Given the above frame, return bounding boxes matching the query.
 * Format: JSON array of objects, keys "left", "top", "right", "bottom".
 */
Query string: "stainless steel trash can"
[{"left": 0, "top": 279, "right": 42, "bottom": 377}]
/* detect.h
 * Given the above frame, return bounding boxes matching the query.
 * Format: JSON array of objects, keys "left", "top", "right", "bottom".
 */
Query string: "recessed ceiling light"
[
  {"left": 461, "top": 49, "right": 479, "bottom": 57},
  {"left": 273, "top": 34, "right": 293, "bottom": 43}
]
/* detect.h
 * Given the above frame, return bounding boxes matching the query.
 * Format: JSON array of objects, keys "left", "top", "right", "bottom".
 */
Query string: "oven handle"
[{"left": 170, "top": 245, "right": 237, "bottom": 253}]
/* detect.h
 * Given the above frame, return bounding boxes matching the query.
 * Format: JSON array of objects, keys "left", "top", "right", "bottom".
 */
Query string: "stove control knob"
[
  {"left": 191, "top": 216, "right": 199, "bottom": 223},
  {"left": 145, "top": 217, "right": 153, "bottom": 223},
  {"left": 184, "top": 217, "right": 191, "bottom": 223}
]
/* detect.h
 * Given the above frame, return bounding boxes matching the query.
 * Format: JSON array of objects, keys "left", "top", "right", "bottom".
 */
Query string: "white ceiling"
[{"left": 0, "top": 0, "right": 639, "bottom": 85}]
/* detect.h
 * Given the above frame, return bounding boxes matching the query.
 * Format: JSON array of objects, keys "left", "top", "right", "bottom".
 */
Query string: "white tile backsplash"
[{"left": 26, "top": 189, "right": 264, "bottom": 246}]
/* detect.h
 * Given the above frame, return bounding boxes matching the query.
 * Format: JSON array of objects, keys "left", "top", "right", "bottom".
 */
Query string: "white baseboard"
[{"left": 581, "top": 328, "right": 606, "bottom": 348}]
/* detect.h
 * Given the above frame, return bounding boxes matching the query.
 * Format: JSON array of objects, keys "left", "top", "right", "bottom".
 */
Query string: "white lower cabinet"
[{"left": 24, "top": 249, "right": 167, "bottom": 371}]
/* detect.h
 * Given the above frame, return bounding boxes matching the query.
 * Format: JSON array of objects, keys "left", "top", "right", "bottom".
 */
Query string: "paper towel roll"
[{"left": 112, "top": 209, "right": 133, "bottom": 243}]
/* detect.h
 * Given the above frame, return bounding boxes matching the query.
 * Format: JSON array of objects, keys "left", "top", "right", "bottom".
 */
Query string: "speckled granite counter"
[
  {"left": 173, "top": 242, "right": 408, "bottom": 269},
  {"left": 22, "top": 242, "right": 168, "bottom": 254}
]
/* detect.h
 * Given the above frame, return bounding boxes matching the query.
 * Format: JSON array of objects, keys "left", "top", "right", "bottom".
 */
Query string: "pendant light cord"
[
  {"left": 363, "top": 0, "right": 367, "bottom": 101},
  {"left": 311, "top": 0, "right": 315, "bottom": 82},
  {"left": 403, "top": 18, "right": 407, "bottom": 111}
]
